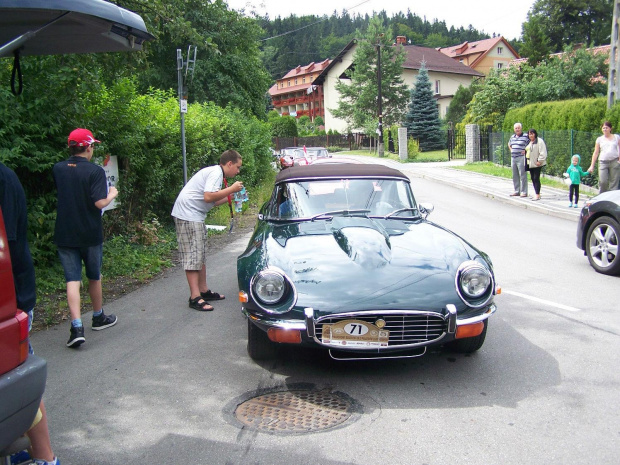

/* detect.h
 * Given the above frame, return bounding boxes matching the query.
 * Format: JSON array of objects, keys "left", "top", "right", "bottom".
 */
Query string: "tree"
[
  {"left": 444, "top": 83, "right": 480, "bottom": 124},
  {"left": 525, "top": 0, "right": 613, "bottom": 52},
  {"left": 121, "top": 0, "right": 272, "bottom": 118},
  {"left": 270, "top": 115, "right": 298, "bottom": 137},
  {"left": 403, "top": 62, "right": 444, "bottom": 151},
  {"left": 520, "top": 14, "right": 551, "bottom": 66},
  {"left": 463, "top": 46, "right": 608, "bottom": 128},
  {"left": 331, "top": 16, "right": 409, "bottom": 135}
]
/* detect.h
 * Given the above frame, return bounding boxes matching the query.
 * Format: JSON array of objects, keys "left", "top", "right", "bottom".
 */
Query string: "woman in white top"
[{"left": 588, "top": 121, "right": 620, "bottom": 193}]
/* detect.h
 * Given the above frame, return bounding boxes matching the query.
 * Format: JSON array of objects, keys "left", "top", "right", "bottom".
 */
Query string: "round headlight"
[
  {"left": 460, "top": 266, "right": 491, "bottom": 298},
  {"left": 253, "top": 270, "right": 286, "bottom": 304}
]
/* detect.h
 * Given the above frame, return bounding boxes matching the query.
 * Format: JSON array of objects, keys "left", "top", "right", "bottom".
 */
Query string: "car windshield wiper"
[
  {"left": 384, "top": 207, "right": 419, "bottom": 219},
  {"left": 310, "top": 209, "right": 371, "bottom": 221}
]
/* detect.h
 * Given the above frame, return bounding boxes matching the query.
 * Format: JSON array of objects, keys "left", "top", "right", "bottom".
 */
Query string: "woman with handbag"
[{"left": 525, "top": 129, "right": 547, "bottom": 201}]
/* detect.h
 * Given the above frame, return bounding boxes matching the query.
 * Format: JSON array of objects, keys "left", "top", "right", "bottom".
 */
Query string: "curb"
[{"left": 405, "top": 167, "right": 583, "bottom": 222}]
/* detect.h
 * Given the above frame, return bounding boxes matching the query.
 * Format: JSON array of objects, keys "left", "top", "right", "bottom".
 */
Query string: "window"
[
  {"left": 295, "top": 78, "right": 298, "bottom": 85},
  {"left": 497, "top": 63, "right": 503, "bottom": 69},
  {"left": 435, "top": 80, "right": 440, "bottom": 95},
  {"left": 302, "top": 77, "right": 306, "bottom": 83},
  {"left": 497, "top": 46, "right": 503, "bottom": 55},
  {"left": 287, "top": 80, "right": 290, "bottom": 87}
]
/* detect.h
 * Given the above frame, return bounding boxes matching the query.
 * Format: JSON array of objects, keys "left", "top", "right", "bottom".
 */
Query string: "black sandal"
[
  {"left": 201, "top": 289, "right": 225, "bottom": 301},
  {"left": 188, "top": 296, "right": 214, "bottom": 311}
]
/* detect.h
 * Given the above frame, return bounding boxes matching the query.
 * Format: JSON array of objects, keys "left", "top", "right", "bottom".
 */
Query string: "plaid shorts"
[{"left": 174, "top": 218, "right": 208, "bottom": 270}]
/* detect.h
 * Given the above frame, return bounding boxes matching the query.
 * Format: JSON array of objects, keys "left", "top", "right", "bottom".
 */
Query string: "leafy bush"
[{"left": 407, "top": 137, "right": 420, "bottom": 160}]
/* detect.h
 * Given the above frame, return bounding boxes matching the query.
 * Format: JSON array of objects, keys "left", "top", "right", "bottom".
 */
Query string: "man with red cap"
[{"left": 52, "top": 128, "right": 119, "bottom": 348}]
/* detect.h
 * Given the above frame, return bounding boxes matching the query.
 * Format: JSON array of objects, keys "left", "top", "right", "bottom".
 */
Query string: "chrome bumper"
[{"left": 243, "top": 302, "right": 497, "bottom": 337}]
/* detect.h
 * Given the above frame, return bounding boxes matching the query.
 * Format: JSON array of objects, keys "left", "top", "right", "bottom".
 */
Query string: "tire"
[
  {"left": 247, "top": 320, "right": 277, "bottom": 360},
  {"left": 446, "top": 320, "right": 488, "bottom": 353},
  {"left": 585, "top": 216, "right": 620, "bottom": 276}
]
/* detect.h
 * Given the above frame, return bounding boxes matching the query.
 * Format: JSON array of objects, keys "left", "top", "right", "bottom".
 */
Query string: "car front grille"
[{"left": 314, "top": 312, "right": 447, "bottom": 348}]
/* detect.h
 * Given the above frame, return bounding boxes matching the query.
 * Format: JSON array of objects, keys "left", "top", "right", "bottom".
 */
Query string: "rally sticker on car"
[{"left": 322, "top": 319, "right": 389, "bottom": 347}]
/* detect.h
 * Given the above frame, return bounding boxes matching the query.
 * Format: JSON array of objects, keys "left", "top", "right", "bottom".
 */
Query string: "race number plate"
[{"left": 322, "top": 319, "right": 389, "bottom": 347}]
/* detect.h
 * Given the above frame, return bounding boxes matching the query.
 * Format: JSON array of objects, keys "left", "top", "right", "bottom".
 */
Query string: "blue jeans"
[{"left": 57, "top": 245, "right": 103, "bottom": 282}]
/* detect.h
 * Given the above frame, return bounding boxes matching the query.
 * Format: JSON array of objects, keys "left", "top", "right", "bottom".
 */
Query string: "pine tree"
[{"left": 404, "top": 62, "right": 445, "bottom": 151}]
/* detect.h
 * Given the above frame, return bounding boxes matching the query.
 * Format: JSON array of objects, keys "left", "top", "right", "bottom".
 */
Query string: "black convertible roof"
[{"left": 275, "top": 163, "right": 409, "bottom": 183}]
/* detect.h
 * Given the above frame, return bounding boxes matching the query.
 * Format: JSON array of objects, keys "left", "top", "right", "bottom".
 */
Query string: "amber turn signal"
[
  {"left": 495, "top": 285, "right": 502, "bottom": 295},
  {"left": 267, "top": 328, "right": 302, "bottom": 344},
  {"left": 455, "top": 322, "right": 484, "bottom": 339},
  {"left": 238, "top": 291, "right": 248, "bottom": 303}
]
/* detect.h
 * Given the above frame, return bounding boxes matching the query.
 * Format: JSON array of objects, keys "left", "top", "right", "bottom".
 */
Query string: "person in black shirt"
[
  {"left": 52, "top": 128, "right": 119, "bottom": 348},
  {"left": 0, "top": 162, "right": 60, "bottom": 465}
]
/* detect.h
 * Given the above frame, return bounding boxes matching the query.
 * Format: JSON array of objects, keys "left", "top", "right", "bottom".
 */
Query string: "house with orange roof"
[
  {"left": 437, "top": 36, "right": 520, "bottom": 74},
  {"left": 268, "top": 59, "right": 331, "bottom": 121},
  {"left": 312, "top": 36, "right": 483, "bottom": 133}
]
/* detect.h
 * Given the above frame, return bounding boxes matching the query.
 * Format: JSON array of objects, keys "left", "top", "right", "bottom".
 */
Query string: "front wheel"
[
  {"left": 247, "top": 320, "right": 277, "bottom": 360},
  {"left": 586, "top": 216, "right": 620, "bottom": 276},
  {"left": 446, "top": 320, "right": 488, "bottom": 353}
]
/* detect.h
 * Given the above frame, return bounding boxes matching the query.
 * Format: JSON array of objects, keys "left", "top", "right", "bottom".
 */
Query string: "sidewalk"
[{"left": 382, "top": 159, "right": 597, "bottom": 221}]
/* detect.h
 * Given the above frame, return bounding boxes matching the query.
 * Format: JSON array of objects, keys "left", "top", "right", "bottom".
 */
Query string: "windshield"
[{"left": 270, "top": 178, "right": 417, "bottom": 220}]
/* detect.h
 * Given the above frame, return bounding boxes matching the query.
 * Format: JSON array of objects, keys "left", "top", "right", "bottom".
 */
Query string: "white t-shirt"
[
  {"left": 597, "top": 134, "right": 620, "bottom": 161},
  {"left": 171, "top": 165, "right": 223, "bottom": 222}
]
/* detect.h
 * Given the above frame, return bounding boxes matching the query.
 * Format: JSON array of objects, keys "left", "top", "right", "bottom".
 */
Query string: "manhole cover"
[{"left": 234, "top": 389, "right": 352, "bottom": 433}]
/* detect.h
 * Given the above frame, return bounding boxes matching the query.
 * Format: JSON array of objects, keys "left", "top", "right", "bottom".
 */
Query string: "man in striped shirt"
[{"left": 508, "top": 122, "right": 530, "bottom": 197}]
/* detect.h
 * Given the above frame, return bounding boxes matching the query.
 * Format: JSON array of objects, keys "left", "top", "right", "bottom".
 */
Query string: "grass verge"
[
  {"left": 33, "top": 168, "right": 276, "bottom": 331},
  {"left": 451, "top": 162, "right": 569, "bottom": 190},
  {"left": 342, "top": 148, "right": 449, "bottom": 162}
]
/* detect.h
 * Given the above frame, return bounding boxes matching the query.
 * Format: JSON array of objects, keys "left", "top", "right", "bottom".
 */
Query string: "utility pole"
[
  {"left": 376, "top": 34, "right": 384, "bottom": 157},
  {"left": 177, "top": 45, "right": 197, "bottom": 184},
  {"left": 608, "top": 1, "right": 620, "bottom": 109}
]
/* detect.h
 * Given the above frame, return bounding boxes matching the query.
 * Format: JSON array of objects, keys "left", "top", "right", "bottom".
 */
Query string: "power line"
[{"left": 260, "top": 0, "right": 371, "bottom": 41}]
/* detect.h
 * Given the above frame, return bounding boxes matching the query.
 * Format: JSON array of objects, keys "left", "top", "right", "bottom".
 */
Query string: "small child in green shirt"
[{"left": 564, "top": 154, "right": 589, "bottom": 208}]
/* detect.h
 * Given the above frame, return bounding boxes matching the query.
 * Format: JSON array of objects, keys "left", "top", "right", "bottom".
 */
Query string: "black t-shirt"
[
  {"left": 53, "top": 156, "right": 107, "bottom": 247},
  {"left": 0, "top": 162, "right": 36, "bottom": 311}
]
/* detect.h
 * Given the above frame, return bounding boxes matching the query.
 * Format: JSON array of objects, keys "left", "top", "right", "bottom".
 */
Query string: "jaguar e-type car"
[{"left": 237, "top": 164, "right": 499, "bottom": 360}]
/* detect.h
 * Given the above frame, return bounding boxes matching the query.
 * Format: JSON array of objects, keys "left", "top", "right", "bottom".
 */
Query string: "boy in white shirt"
[{"left": 171, "top": 150, "right": 243, "bottom": 311}]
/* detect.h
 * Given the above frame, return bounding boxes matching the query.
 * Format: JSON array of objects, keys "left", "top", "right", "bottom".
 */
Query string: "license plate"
[{"left": 322, "top": 319, "right": 389, "bottom": 347}]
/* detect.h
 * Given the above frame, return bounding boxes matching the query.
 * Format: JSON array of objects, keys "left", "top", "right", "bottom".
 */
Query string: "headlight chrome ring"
[
  {"left": 455, "top": 261, "right": 494, "bottom": 308},
  {"left": 249, "top": 267, "right": 296, "bottom": 313}
]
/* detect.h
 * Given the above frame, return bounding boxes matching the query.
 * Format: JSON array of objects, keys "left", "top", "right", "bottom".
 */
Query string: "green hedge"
[{"left": 502, "top": 97, "right": 613, "bottom": 132}]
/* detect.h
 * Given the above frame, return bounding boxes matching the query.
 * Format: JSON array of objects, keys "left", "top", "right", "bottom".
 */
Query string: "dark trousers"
[
  {"left": 529, "top": 167, "right": 542, "bottom": 195},
  {"left": 569, "top": 184, "right": 580, "bottom": 204}
]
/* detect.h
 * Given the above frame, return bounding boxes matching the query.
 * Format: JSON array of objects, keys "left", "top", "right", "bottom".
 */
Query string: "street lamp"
[{"left": 376, "top": 35, "right": 384, "bottom": 157}]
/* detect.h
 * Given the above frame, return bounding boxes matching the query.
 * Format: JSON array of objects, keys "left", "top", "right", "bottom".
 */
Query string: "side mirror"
[{"left": 418, "top": 202, "right": 434, "bottom": 218}]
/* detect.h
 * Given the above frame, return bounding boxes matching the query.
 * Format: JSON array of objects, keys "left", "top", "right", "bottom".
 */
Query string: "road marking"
[{"left": 502, "top": 290, "right": 581, "bottom": 312}]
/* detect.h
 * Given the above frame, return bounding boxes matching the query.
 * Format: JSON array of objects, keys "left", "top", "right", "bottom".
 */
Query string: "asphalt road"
[{"left": 31, "top": 168, "right": 620, "bottom": 465}]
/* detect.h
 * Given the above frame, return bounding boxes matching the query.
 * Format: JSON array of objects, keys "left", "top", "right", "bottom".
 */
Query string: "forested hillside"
[{"left": 255, "top": 10, "right": 495, "bottom": 80}]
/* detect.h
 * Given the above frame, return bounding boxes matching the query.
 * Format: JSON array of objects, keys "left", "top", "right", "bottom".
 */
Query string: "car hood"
[{"left": 243, "top": 217, "right": 485, "bottom": 313}]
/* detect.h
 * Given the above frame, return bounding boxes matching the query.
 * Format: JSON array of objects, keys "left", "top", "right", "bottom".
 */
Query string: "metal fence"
[
  {"left": 447, "top": 126, "right": 492, "bottom": 161},
  {"left": 490, "top": 129, "right": 599, "bottom": 186},
  {"left": 272, "top": 133, "right": 388, "bottom": 152},
  {"left": 448, "top": 128, "right": 599, "bottom": 186}
]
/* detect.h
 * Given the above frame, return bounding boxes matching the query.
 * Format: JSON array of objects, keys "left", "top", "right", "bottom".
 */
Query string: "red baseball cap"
[{"left": 67, "top": 128, "right": 100, "bottom": 147}]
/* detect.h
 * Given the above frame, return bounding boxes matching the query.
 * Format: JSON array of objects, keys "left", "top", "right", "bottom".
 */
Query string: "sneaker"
[
  {"left": 574, "top": 204, "right": 580, "bottom": 208},
  {"left": 569, "top": 203, "right": 573, "bottom": 207},
  {"left": 66, "top": 325, "right": 85, "bottom": 348},
  {"left": 92, "top": 311, "right": 117, "bottom": 331},
  {"left": 10, "top": 449, "right": 31, "bottom": 465},
  {"left": 34, "top": 458, "right": 60, "bottom": 465}
]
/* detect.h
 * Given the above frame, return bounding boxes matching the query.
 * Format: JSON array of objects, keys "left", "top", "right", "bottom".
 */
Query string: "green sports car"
[{"left": 237, "top": 163, "right": 498, "bottom": 361}]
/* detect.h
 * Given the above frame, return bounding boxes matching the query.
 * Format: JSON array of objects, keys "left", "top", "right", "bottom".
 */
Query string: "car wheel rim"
[{"left": 589, "top": 224, "right": 619, "bottom": 269}]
